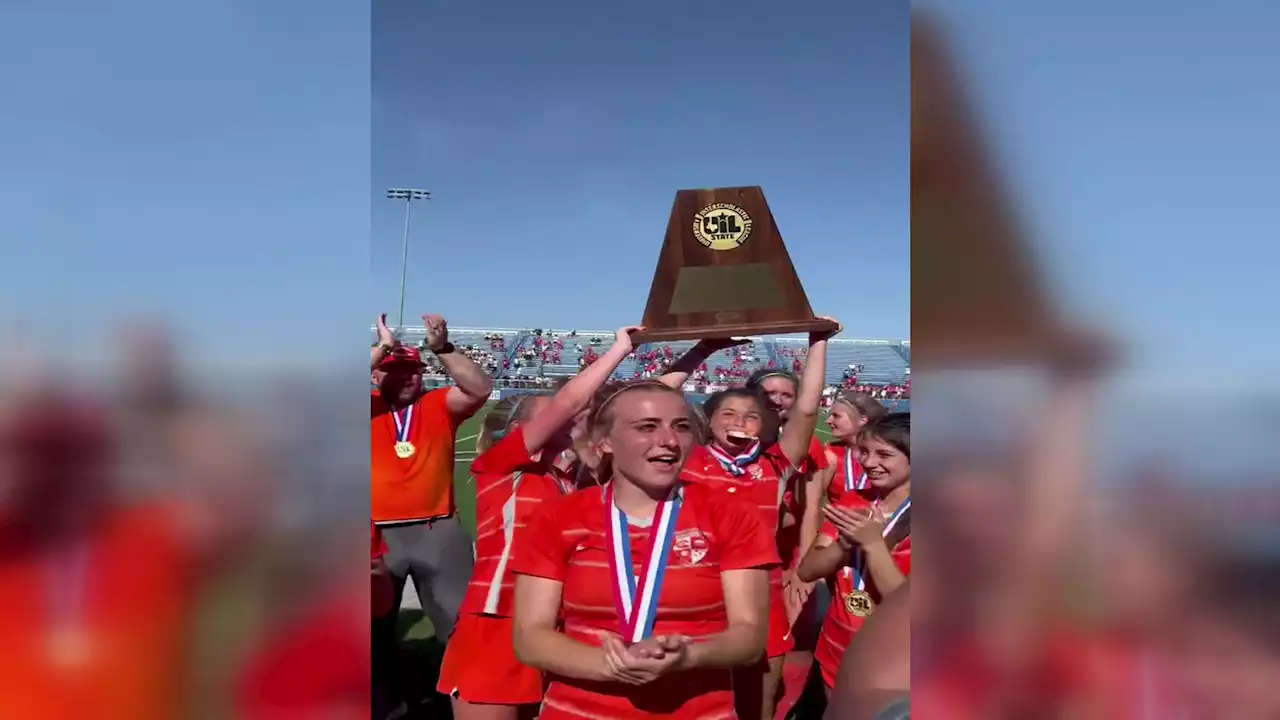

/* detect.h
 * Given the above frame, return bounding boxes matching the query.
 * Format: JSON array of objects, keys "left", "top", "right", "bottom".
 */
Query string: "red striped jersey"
[
  {"left": 814, "top": 492, "right": 912, "bottom": 688},
  {"left": 683, "top": 442, "right": 797, "bottom": 590},
  {"left": 459, "top": 427, "right": 574, "bottom": 617},
  {"left": 682, "top": 442, "right": 795, "bottom": 536},
  {"left": 778, "top": 437, "right": 832, "bottom": 563},
  {"left": 780, "top": 436, "right": 831, "bottom": 518},
  {"left": 806, "top": 436, "right": 830, "bottom": 472},
  {"left": 512, "top": 482, "right": 778, "bottom": 719},
  {"left": 826, "top": 444, "right": 874, "bottom": 507}
]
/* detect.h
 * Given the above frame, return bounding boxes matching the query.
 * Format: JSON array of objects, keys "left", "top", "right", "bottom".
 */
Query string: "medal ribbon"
[
  {"left": 708, "top": 441, "right": 761, "bottom": 477},
  {"left": 844, "top": 447, "right": 867, "bottom": 492},
  {"left": 604, "top": 483, "right": 682, "bottom": 643},
  {"left": 392, "top": 405, "right": 414, "bottom": 443},
  {"left": 848, "top": 498, "right": 910, "bottom": 591}
]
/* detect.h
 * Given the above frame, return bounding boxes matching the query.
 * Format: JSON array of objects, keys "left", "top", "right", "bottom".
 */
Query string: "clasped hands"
[
  {"left": 600, "top": 633, "right": 693, "bottom": 685},
  {"left": 824, "top": 503, "right": 887, "bottom": 550}
]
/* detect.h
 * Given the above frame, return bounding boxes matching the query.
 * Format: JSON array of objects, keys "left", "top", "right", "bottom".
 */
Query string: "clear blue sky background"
[
  {"left": 0, "top": 0, "right": 370, "bottom": 365},
  {"left": 926, "top": 2, "right": 1280, "bottom": 390},
  {"left": 372, "top": 0, "right": 910, "bottom": 339},
  {"left": 3, "top": 1, "right": 1278, "bottom": 388}
]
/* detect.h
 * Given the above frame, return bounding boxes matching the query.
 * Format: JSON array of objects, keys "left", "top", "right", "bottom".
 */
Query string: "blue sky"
[
  {"left": 4, "top": 1, "right": 1278, "bottom": 389},
  {"left": 373, "top": 0, "right": 910, "bottom": 339},
  {"left": 0, "top": 0, "right": 370, "bottom": 365},
  {"left": 925, "top": 2, "right": 1280, "bottom": 389}
]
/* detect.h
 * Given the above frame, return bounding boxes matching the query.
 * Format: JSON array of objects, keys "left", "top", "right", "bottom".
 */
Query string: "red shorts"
[
  {"left": 437, "top": 614, "right": 544, "bottom": 705},
  {"left": 767, "top": 584, "right": 795, "bottom": 658}
]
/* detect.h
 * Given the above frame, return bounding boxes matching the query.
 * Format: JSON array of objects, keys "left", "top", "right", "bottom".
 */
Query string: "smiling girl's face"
[
  {"left": 596, "top": 388, "right": 694, "bottom": 492},
  {"left": 708, "top": 395, "right": 764, "bottom": 451},
  {"left": 859, "top": 435, "right": 910, "bottom": 491}
]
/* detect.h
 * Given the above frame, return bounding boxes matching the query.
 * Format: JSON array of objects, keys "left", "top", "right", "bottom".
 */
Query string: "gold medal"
[
  {"left": 844, "top": 589, "right": 874, "bottom": 618},
  {"left": 394, "top": 441, "right": 416, "bottom": 459},
  {"left": 47, "top": 627, "right": 92, "bottom": 668}
]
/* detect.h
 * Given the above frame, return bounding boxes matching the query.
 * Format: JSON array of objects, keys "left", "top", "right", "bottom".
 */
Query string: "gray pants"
[
  {"left": 373, "top": 515, "right": 474, "bottom": 714},
  {"left": 379, "top": 514, "right": 474, "bottom": 639}
]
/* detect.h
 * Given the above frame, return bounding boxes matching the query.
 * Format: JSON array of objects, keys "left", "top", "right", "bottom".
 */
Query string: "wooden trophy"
[
  {"left": 912, "top": 16, "right": 1056, "bottom": 366},
  {"left": 633, "top": 186, "right": 837, "bottom": 343}
]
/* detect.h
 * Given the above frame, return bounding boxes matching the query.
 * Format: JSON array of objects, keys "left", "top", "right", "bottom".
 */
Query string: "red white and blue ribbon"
[
  {"left": 708, "top": 441, "right": 761, "bottom": 477},
  {"left": 846, "top": 498, "right": 911, "bottom": 591},
  {"left": 605, "top": 483, "right": 682, "bottom": 643},
  {"left": 392, "top": 405, "right": 414, "bottom": 443},
  {"left": 844, "top": 447, "right": 868, "bottom": 492}
]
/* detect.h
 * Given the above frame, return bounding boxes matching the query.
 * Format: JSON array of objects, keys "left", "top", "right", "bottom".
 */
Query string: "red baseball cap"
[{"left": 376, "top": 345, "right": 427, "bottom": 370}]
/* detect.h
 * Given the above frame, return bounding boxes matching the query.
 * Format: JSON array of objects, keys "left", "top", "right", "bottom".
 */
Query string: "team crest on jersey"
[
  {"left": 672, "top": 529, "right": 709, "bottom": 565},
  {"left": 749, "top": 465, "right": 764, "bottom": 480}
]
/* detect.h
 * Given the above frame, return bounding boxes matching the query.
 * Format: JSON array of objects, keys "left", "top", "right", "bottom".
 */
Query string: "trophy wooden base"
[{"left": 633, "top": 318, "right": 837, "bottom": 344}]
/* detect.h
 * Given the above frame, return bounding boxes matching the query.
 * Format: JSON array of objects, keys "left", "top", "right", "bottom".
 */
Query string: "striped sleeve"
[
  {"left": 471, "top": 427, "right": 533, "bottom": 477},
  {"left": 511, "top": 495, "right": 573, "bottom": 582}
]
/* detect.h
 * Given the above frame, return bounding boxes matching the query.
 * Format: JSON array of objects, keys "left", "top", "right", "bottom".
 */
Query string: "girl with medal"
[
  {"left": 743, "top": 369, "right": 841, "bottom": 717},
  {"left": 743, "top": 367, "right": 832, "bottom": 581},
  {"left": 438, "top": 326, "right": 641, "bottom": 720},
  {"left": 743, "top": 366, "right": 832, "bottom": 486},
  {"left": 512, "top": 380, "right": 778, "bottom": 719},
  {"left": 797, "top": 412, "right": 911, "bottom": 694},
  {"left": 680, "top": 322, "right": 837, "bottom": 720},
  {"left": 819, "top": 391, "right": 886, "bottom": 507}
]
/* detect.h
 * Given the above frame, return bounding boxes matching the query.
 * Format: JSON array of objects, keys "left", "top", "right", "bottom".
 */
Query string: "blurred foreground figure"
[
  {"left": 0, "top": 393, "right": 190, "bottom": 718},
  {"left": 823, "top": 582, "right": 910, "bottom": 720},
  {"left": 911, "top": 8, "right": 1280, "bottom": 717},
  {"left": 0, "top": 333, "right": 265, "bottom": 718},
  {"left": 1173, "top": 557, "right": 1280, "bottom": 719}
]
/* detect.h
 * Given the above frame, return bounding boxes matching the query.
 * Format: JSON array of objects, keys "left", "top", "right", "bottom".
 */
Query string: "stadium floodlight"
[{"left": 386, "top": 188, "right": 431, "bottom": 328}]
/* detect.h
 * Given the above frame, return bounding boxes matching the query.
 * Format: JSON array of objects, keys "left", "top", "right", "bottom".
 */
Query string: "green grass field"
[{"left": 448, "top": 405, "right": 487, "bottom": 534}]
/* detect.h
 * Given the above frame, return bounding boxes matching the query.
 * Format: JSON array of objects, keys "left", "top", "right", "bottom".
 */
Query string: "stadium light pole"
[{"left": 387, "top": 188, "right": 431, "bottom": 328}]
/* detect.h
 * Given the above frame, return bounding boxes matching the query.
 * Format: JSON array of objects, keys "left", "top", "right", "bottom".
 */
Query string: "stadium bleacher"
[
  {"left": 777, "top": 337, "right": 908, "bottom": 386},
  {"left": 393, "top": 326, "right": 517, "bottom": 377},
  {"left": 379, "top": 326, "right": 910, "bottom": 387}
]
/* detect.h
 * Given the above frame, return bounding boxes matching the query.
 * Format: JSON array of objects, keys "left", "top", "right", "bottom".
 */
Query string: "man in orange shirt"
[
  {"left": 0, "top": 347, "right": 263, "bottom": 719},
  {"left": 371, "top": 313, "right": 492, "bottom": 708}
]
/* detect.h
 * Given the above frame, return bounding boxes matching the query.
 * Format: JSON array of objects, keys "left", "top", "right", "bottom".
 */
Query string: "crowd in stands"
[
  {"left": 833, "top": 362, "right": 909, "bottom": 400},
  {"left": 512, "top": 332, "right": 566, "bottom": 370},
  {"left": 420, "top": 343, "right": 499, "bottom": 376},
  {"left": 835, "top": 382, "right": 909, "bottom": 401},
  {"left": 628, "top": 341, "right": 762, "bottom": 384},
  {"left": 394, "top": 330, "right": 911, "bottom": 400},
  {"left": 580, "top": 340, "right": 911, "bottom": 400},
  {"left": 494, "top": 376, "right": 559, "bottom": 390}
]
